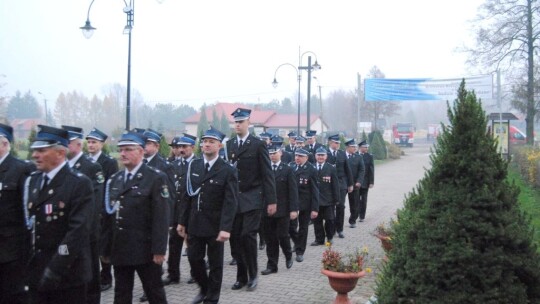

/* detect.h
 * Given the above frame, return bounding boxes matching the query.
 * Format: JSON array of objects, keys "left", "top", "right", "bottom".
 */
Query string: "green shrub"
[{"left": 376, "top": 80, "right": 540, "bottom": 303}]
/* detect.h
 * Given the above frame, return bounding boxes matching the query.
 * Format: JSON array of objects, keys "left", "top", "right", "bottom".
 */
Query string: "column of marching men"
[{"left": 0, "top": 106, "right": 375, "bottom": 304}]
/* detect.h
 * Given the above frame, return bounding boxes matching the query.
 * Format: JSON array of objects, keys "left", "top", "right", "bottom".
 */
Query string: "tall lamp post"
[
  {"left": 272, "top": 63, "right": 301, "bottom": 135},
  {"left": 298, "top": 51, "right": 321, "bottom": 131},
  {"left": 312, "top": 76, "right": 323, "bottom": 132},
  {"left": 80, "top": 0, "right": 161, "bottom": 130},
  {"left": 37, "top": 91, "right": 49, "bottom": 125}
]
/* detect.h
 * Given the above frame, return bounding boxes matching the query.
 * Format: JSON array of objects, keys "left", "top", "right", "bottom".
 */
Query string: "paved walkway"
[{"left": 101, "top": 143, "right": 433, "bottom": 304}]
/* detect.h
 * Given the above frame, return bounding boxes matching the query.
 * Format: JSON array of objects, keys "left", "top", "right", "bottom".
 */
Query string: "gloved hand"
[{"left": 38, "top": 267, "right": 62, "bottom": 291}]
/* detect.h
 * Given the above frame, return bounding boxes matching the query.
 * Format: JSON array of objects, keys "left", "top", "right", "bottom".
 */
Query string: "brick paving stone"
[{"left": 99, "top": 144, "right": 432, "bottom": 303}]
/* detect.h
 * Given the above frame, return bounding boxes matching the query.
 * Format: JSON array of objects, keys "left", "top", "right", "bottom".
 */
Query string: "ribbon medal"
[{"left": 45, "top": 204, "right": 53, "bottom": 215}]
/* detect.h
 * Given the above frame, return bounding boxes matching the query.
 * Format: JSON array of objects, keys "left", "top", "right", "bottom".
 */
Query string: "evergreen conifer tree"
[
  {"left": 376, "top": 80, "right": 540, "bottom": 303},
  {"left": 159, "top": 135, "right": 170, "bottom": 158},
  {"left": 26, "top": 127, "right": 37, "bottom": 160},
  {"left": 369, "top": 130, "right": 386, "bottom": 160}
]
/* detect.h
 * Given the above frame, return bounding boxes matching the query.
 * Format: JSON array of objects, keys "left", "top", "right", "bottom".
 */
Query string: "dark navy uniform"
[
  {"left": 0, "top": 153, "right": 34, "bottom": 304},
  {"left": 289, "top": 158, "right": 319, "bottom": 258},
  {"left": 313, "top": 162, "right": 339, "bottom": 244},
  {"left": 226, "top": 133, "right": 277, "bottom": 287},
  {"left": 179, "top": 155, "right": 238, "bottom": 303},
  {"left": 105, "top": 163, "right": 170, "bottom": 304},
  {"left": 347, "top": 149, "right": 366, "bottom": 225},
  {"left": 359, "top": 148, "right": 375, "bottom": 221},
  {"left": 263, "top": 160, "right": 298, "bottom": 272},
  {"left": 327, "top": 144, "right": 353, "bottom": 235},
  {"left": 27, "top": 164, "right": 94, "bottom": 302}
]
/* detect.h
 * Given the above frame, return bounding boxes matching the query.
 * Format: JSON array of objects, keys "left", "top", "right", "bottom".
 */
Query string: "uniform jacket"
[
  {"left": 270, "top": 162, "right": 299, "bottom": 218},
  {"left": 347, "top": 153, "right": 365, "bottom": 187},
  {"left": 27, "top": 163, "right": 94, "bottom": 290},
  {"left": 361, "top": 153, "right": 375, "bottom": 188},
  {"left": 96, "top": 152, "right": 119, "bottom": 181},
  {"left": 280, "top": 150, "right": 293, "bottom": 164},
  {"left": 292, "top": 162, "right": 319, "bottom": 212},
  {"left": 94, "top": 152, "right": 118, "bottom": 255},
  {"left": 147, "top": 153, "right": 176, "bottom": 225},
  {"left": 105, "top": 163, "right": 170, "bottom": 266},
  {"left": 0, "top": 154, "right": 33, "bottom": 263},
  {"left": 327, "top": 149, "right": 353, "bottom": 190},
  {"left": 71, "top": 154, "right": 104, "bottom": 241},
  {"left": 179, "top": 157, "right": 238, "bottom": 237},
  {"left": 226, "top": 135, "right": 277, "bottom": 213},
  {"left": 172, "top": 155, "right": 198, "bottom": 226},
  {"left": 306, "top": 142, "right": 323, "bottom": 164},
  {"left": 284, "top": 144, "right": 295, "bottom": 154},
  {"left": 315, "top": 162, "right": 340, "bottom": 207}
]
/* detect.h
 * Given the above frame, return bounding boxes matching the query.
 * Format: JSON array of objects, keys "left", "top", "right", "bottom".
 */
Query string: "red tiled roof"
[
  {"left": 264, "top": 114, "right": 320, "bottom": 128},
  {"left": 183, "top": 102, "right": 275, "bottom": 125},
  {"left": 11, "top": 118, "right": 44, "bottom": 130}
]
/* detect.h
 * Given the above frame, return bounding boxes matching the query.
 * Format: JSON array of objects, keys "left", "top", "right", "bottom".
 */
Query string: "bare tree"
[
  {"left": 467, "top": 0, "right": 539, "bottom": 144},
  {"left": 361, "top": 66, "right": 401, "bottom": 130}
]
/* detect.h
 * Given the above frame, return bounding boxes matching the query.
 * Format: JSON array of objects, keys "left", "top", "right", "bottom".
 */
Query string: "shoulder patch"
[
  {"left": 161, "top": 185, "right": 170, "bottom": 198},
  {"left": 96, "top": 171, "right": 105, "bottom": 184}
]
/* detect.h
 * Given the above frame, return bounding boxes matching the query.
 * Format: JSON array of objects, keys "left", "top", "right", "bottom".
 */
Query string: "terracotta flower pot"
[
  {"left": 375, "top": 234, "right": 392, "bottom": 252},
  {"left": 321, "top": 269, "right": 366, "bottom": 304}
]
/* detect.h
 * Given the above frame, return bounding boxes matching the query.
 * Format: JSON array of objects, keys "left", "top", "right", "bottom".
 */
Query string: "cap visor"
[{"left": 31, "top": 141, "right": 58, "bottom": 149}]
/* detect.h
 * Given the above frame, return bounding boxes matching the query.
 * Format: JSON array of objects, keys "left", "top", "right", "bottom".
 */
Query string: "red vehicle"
[
  {"left": 392, "top": 122, "right": 414, "bottom": 147},
  {"left": 509, "top": 125, "right": 527, "bottom": 145}
]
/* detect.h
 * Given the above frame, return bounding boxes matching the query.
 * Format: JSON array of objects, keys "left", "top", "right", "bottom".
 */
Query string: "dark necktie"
[
  {"left": 318, "top": 164, "right": 322, "bottom": 171},
  {"left": 333, "top": 151, "right": 336, "bottom": 157},
  {"left": 239, "top": 140, "right": 243, "bottom": 149},
  {"left": 125, "top": 172, "right": 132, "bottom": 184},
  {"left": 348, "top": 154, "right": 352, "bottom": 159},
  {"left": 272, "top": 164, "right": 277, "bottom": 172},
  {"left": 205, "top": 163, "right": 210, "bottom": 172},
  {"left": 42, "top": 175, "right": 49, "bottom": 190},
  {"left": 143, "top": 158, "right": 148, "bottom": 164}
]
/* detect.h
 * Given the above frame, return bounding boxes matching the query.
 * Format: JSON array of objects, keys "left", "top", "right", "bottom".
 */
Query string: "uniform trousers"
[
  {"left": 359, "top": 188, "right": 369, "bottom": 220},
  {"left": 113, "top": 262, "right": 167, "bottom": 304},
  {"left": 313, "top": 205, "right": 335, "bottom": 243},
  {"left": 348, "top": 189, "right": 361, "bottom": 224},
  {"left": 334, "top": 189, "right": 348, "bottom": 233},
  {"left": 100, "top": 215, "right": 113, "bottom": 286},
  {"left": 231, "top": 209, "right": 261, "bottom": 283},
  {"left": 86, "top": 238, "right": 101, "bottom": 304},
  {"left": 29, "top": 284, "right": 86, "bottom": 304},
  {"left": 289, "top": 210, "right": 311, "bottom": 255},
  {"left": 262, "top": 215, "right": 292, "bottom": 271},
  {"left": 166, "top": 228, "right": 184, "bottom": 280},
  {"left": 0, "top": 258, "right": 27, "bottom": 304},
  {"left": 188, "top": 236, "right": 224, "bottom": 303}
]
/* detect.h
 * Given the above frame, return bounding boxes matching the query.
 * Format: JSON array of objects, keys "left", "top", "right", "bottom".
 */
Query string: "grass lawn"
[{"left": 507, "top": 165, "right": 540, "bottom": 249}]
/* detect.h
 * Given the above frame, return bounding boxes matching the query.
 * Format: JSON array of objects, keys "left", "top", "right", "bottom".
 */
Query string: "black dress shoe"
[
  {"left": 286, "top": 259, "right": 293, "bottom": 269},
  {"left": 231, "top": 281, "right": 245, "bottom": 290},
  {"left": 162, "top": 276, "right": 180, "bottom": 285},
  {"left": 191, "top": 293, "right": 205, "bottom": 304},
  {"left": 261, "top": 268, "right": 277, "bottom": 275},
  {"left": 310, "top": 241, "right": 323, "bottom": 246},
  {"left": 350, "top": 223, "right": 357, "bottom": 228},
  {"left": 296, "top": 255, "right": 304, "bottom": 262},
  {"left": 229, "top": 258, "right": 237, "bottom": 265},
  {"left": 337, "top": 231, "right": 345, "bottom": 238},
  {"left": 100, "top": 283, "right": 112, "bottom": 292},
  {"left": 247, "top": 277, "right": 258, "bottom": 291},
  {"left": 359, "top": 218, "right": 364, "bottom": 222},
  {"left": 139, "top": 293, "right": 148, "bottom": 302},
  {"left": 187, "top": 277, "right": 196, "bottom": 284}
]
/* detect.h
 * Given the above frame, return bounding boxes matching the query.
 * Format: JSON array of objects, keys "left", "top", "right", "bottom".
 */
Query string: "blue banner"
[{"left": 364, "top": 75, "right": 493, "bottom": 102}]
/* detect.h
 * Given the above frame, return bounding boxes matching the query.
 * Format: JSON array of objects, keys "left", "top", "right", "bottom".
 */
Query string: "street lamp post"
[
  {"left": 272, "top": 63, "right": 301, "bottom": 135},
  {"left": 298, "top": 52, "right": 321, "bottom": 131},
  {"left": 80, "top": 0, "right": 157, "bottom": 131},
  {"left": 313, "top": 76, "right": 323, "bottom": 132},
  {"left": 37, "top": 91, "right": 48, "bottom": 125}
]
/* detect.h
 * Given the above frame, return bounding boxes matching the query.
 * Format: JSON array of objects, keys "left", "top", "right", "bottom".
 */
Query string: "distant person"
[
  {"left": 358, "top": 140, "right": 375, "bottom": 222},
  {"left": 289, "top": 148, "right": 319, "bottom": 263},
  {"left": 345, "top": 139, "right": 365, "bottom": 227},
  {"left": 0, "top": 123, "right": 34, "bottom": 304},
  {"left": 103, "top": 131, "right": 170, "bottom": 304},
  {"left": 311, "top": 147, "right": 339, "bottom": 246},
  {"left": 226, "top": 108, "right": 277, "bottom": 292},
  {"left": 85, "top": 127, "right": 119, "bottom": 293},
  {"left": 326, "top": 134, "right": 353, "bottom": 238},
  {"left": 261, "top": 143, "right": 298, "bottom": 275},
  {"left": 178, "top": 126, "right": 238, "bottom": 304},
  {"left": 284, "top": 131, "right": 297, "bottom": 153}
]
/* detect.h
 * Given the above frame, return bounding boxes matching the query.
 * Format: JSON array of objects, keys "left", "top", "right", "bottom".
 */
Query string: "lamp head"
[
  {"left": 312, "top": 60, "right": 321, "bottom": 70},
  {"left": 80, "top": 20, "right": 96, "bottom": 39},
  {"left": 272, "top": 78, "right": 278, "bottom": 88}
]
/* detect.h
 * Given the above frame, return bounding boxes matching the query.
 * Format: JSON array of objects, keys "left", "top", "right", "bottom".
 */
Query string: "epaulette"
[
  {"left": 77, "top": 172, "right": 84, "bottom": 177},
  {"left": 30, "top": 170, "right": 40, "bottom": 176}
]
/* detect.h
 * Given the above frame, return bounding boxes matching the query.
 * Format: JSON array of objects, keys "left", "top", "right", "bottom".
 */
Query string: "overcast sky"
[{"left": 0, "top": 0, "right": 485, "bottom": 110}]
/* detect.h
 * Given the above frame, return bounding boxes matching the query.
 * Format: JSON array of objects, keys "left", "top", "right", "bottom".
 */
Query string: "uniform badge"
[
  {"left": 48, "top": 189, "right": 54, "bottom": 195},
  {"left": 58, "top": 244, "right": 69, "bottom": 256},
  {"left": 33, "top": 188, "right": 37, "bottom": 194},
  {"left": 46, "top": 216, "right": 52, "bottom": 222},
  {"left": 96, "top": 172, "right": 105, "bottom": 184},
  {"left": 28, "top": 202, "right": 33, "bottom": 209},
  {"left": 210, "top": 180, "right": 214, "bottom": 183},
  {"left": 161, "top": 185, "right": 170, "bottom": 198},
  {"left": 53, "top": 215, "right": 58, "bottom": 220},
  {"left": 136, "top": 173, "right": 143, "bottom": 179},
  {"left": 58, "top": 201, "right": 65, "bottom": 209},
  {"left": 45, "top": 204, "right": 53, "bottom": 214},
  {"left": 59, "top": 211, "right": 64, "bottom": 216}
]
